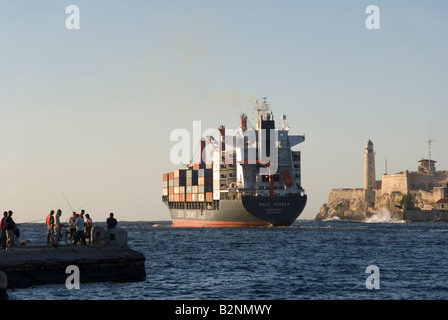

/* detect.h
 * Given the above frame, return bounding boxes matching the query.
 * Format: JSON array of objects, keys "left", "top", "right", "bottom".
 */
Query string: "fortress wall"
[
  {"left": 381, "top": 173, "right": 409, "bottom": 194},
  {"left": 408, "top": 172, "right": 448, "bottom": 191},
  {"left": 433, "top": 187, "right": 448, "bottom": 202},
  {"left": 328, "top": 188, "right": 367, "bottom": 204},
  {"left": 329, "top": 188, "right": 377, "bottom": 210}
]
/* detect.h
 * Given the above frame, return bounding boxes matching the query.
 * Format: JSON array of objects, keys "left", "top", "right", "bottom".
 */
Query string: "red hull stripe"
[{"left": 172, "top": 219, "right": 270, "bottom": 228}]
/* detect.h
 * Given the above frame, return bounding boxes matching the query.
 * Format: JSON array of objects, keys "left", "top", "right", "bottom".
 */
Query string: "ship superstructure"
[{"left": 162, "top": 98, "right": 307, "bottom": 227}]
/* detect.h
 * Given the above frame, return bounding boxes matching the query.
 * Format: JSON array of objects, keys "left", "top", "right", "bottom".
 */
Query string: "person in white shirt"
[{"left": 73, "top": 214, "right": 87, "bottom": 245}]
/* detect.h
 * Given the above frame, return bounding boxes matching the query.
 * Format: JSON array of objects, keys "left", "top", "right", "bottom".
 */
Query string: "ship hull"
[{"left": 166, "top": 195, "right": 307, "bottom": 227}]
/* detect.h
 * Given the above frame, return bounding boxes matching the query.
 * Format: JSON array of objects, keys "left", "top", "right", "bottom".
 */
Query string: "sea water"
[{"left": 7, "top": 219, "right": 448, "bottom": 300}]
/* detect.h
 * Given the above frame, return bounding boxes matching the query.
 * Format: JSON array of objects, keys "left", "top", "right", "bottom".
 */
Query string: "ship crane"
[{"left": 205, "top": 136, "right": 219, "bottom": 152}]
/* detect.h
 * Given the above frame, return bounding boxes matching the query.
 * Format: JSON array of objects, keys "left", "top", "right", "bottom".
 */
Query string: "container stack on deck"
[
  {"left": 173, "top": 169, "right": 186, "bottom": 202},
  {"left": 163, "top": 166, "right": 213, "bottom": 203},
  {"left": 198, "top": 168, "right": 213, "bottom": 202}
]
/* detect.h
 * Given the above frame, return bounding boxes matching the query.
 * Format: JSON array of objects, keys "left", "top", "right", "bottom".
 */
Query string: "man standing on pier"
[
  {"left": 106, "top": 213, "right": 117, "bottom": 230},
  {"left": 74, "top": 214, "right": 87, "bottom": 245},
  {"left": 0, "top": 212, "right": 7, "bottom": 249},
  {"left": 46, "top": 210, "right": 55, "bottom": 246},
  {"left": 5, "top": 211, "right": 16, "bottom": 248}
]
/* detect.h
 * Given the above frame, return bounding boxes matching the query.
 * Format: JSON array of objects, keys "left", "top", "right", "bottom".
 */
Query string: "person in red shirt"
[
  {"left": 0, "top": 211, "right": 7, "bottom": 250},
  {"left": 46, "top": 210, "right": 55, "bottom": 246}
]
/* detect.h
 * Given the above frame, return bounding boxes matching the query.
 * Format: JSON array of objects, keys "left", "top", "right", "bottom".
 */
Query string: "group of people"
[
  {"left": 46, "top": 210, "right": 118, "bottom": 246},
  {"left": 46, "top": 209, "right": 90, "bottom": 246},
  {"left": 1, "top": 209, "right": 119, "bottom": 249},
  {"left": 0, "top": 211, "right": 16, "bottom": 249}
]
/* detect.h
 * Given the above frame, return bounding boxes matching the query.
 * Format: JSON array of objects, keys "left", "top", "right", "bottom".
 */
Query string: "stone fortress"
[{"left": 315, "top": 140, "right": 448, "bottom": 221}]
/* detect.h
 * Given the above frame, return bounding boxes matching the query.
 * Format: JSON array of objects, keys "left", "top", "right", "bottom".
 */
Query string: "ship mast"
[{"left": 255, "top": 97, "right": 270, "bottom": 130}]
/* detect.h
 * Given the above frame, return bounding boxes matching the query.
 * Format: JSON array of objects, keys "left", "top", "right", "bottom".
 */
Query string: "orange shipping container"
[
  {"left": 206, "top": 192, "right": 213, "bottom": 202},
  {"left": 186, "top": 194, "right": 192, "bottom": 202},
  {"left": 169, "top": 172, "right": 174, "bottom": 180}
]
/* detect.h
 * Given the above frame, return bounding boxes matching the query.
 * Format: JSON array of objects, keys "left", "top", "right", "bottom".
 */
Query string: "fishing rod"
[
  {"left": 76, "top": 202, "right": 88, "bottom": 212},
  {"left": 61, "top": 192, "right": 75, "bottom": 212},
  {"left": 20, "top": 218, "right": 46, "bottom": 224}
]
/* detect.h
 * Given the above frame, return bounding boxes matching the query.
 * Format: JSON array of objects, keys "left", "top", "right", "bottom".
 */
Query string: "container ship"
[{"left": 162, "top": 98, "right": 307, "bottom": 227}]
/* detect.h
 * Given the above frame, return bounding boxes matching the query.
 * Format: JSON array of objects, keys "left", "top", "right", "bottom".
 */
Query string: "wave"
[
  {"left": 365, "top": 208, "right": 406, "bottom": 223},
  {"left": 323, "top": 216, "right": 342, "bottom": 222}
]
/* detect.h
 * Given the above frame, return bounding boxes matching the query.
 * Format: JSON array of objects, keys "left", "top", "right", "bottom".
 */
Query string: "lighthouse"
[{"left": 364, "top": 140, "right": 376, "bottom": 190}]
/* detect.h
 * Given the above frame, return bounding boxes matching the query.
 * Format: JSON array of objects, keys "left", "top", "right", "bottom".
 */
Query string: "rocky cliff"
[{"left": 314, "top": 188, "right": 433, "bottom": 221}]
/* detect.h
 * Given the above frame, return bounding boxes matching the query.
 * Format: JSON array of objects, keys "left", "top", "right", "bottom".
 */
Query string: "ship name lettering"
[
  {"left": 259, "top": 202, "right": 290, "bottom": 207},
  {"left": 273, "top": 202, "right": 290, "bottom": 207}
]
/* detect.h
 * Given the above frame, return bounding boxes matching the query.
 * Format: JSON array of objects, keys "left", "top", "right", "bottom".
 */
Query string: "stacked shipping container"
[
  {"left": 163, "top": 168, "right": 213, "bottom": 202},
  {"left": 198, "top": 168, "right": 213, "bottom": 202}
]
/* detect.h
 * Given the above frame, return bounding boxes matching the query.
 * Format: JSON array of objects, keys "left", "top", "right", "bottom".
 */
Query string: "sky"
[{"left": 0, "top": 1, "right": 447, "bottom": 223}]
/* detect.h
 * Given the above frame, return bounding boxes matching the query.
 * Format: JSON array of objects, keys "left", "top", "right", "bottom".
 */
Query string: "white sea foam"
[
  {"left": 365, "top": 208, "right": 406, "bottom": 223},
  {"left": 323, "top": 216, "right": 342, "bottom": 222}
]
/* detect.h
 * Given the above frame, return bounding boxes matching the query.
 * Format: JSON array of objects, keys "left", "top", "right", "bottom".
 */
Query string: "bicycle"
[
  {"left": 10, "top": 225, "right": 20, "bottom": 247},
  {"left": 5, "top": 225, "right": 21, "bottom": 248},
  {"left": 60, "top": 224, "right": 75, "bottom": 246}
]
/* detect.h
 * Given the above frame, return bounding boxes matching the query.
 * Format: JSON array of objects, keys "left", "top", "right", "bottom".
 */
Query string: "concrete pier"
[
  {"left": 0, "top": 271, "right": 8, "bottom": 300},
  {"left": 0, "top": 245, "right": 146, "bottom": 289},
  {"left": 0, "top": 228, "right": 146, "bottom": 289}
]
